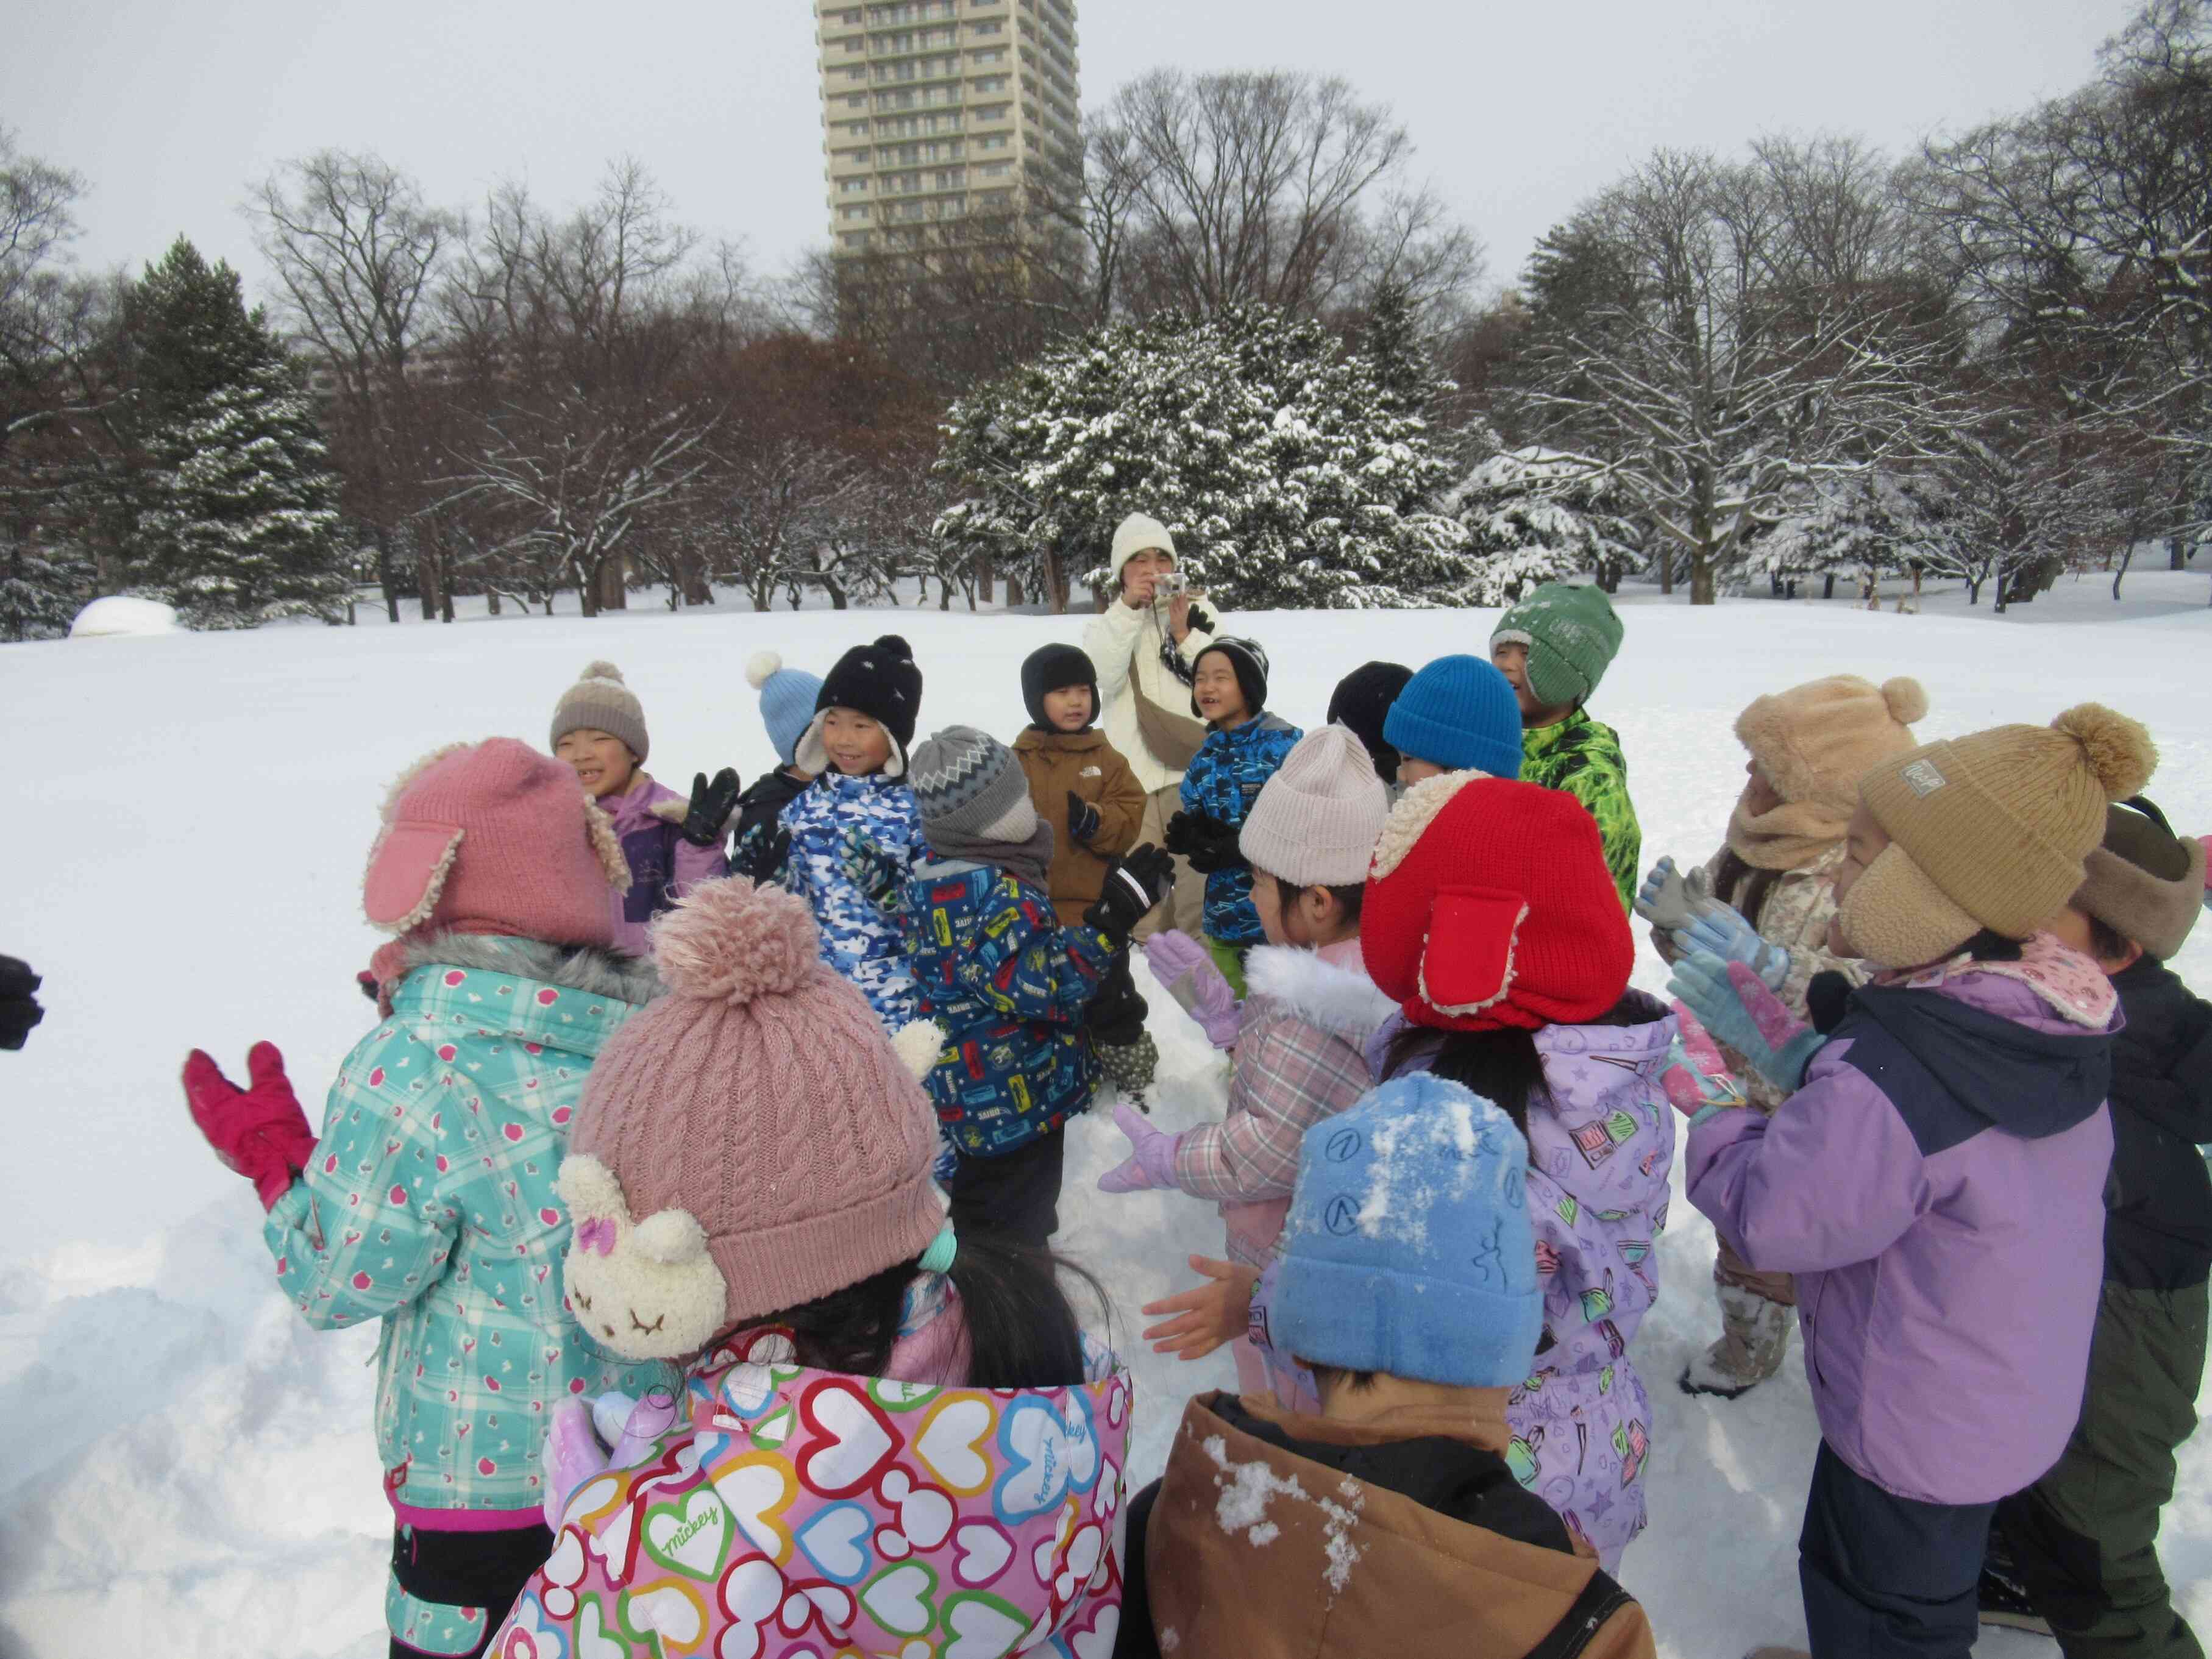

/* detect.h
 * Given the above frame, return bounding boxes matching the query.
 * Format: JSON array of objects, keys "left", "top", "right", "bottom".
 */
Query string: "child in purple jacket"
[
  {"left": 550, "top": 661, "right": 725, "bottom": 955},
  {"left": 1670, "top": 704, "right": 2157, "bottom": 1659}
]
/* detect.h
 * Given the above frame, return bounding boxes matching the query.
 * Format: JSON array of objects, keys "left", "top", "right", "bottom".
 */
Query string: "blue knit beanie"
[
  {"left": 747, "top": 652, "right": 825, "bottom": 769},
  {"left": 1272, "top": 1075, "right": 1543, "bottom": 1388},
  {"left": 1382, "top": 655, "right": 1524, "bottom": 778}
]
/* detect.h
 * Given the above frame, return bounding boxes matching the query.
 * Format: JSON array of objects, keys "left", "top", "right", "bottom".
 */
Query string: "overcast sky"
[{"left": 5, "top": 0, "right": 2135, "bottom": 311}]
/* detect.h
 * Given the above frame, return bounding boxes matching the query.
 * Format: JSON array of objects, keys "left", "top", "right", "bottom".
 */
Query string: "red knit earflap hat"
[{"left": 1360, "top": 772, "right": 1634, "bottom": 1032}]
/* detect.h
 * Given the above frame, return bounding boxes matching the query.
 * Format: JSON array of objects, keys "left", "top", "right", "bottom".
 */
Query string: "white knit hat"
[
  {"left": 1239, "top": 724, "right": 1390, "bottom": 887},
  {"left": 1109, "top": 513, "right": 1177, "bottom": 586}
]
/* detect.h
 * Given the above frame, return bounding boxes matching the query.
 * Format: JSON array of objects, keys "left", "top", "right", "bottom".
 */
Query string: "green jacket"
[
  {"left": 264, "top": 934, "right": 679, "bottom": 1520},
  {"left": 1521, "top": 710, "right": 1640, "bottom": 909}
]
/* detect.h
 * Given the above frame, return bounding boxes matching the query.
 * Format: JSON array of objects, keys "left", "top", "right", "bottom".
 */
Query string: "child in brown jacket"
[{"left": 1015, "top": 643, "right": 1147, "bottom": 926}]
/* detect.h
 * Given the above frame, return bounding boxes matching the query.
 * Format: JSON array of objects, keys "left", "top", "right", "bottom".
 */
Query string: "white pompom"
[
  {"left": 745, "top": 651, "right": 783, "bottom": 691},
  {"left": 632, "top": 1209, "right": 709, "bottom": 1265}
]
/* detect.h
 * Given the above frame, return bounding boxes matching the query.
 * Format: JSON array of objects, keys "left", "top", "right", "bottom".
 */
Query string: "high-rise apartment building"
[{"left": 816, "top": 0, "right": 1081, "bottom": 255}]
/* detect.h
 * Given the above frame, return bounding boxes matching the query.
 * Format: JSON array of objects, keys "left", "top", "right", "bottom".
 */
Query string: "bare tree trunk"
[
  {"left": 2173, "top": 536, "right": 2189, "bottom": 571},
  {"left": 1656, "top": 544, "right": 1673, "bottom": 596},
  {"left": 375, "top": 530, "right": 402, "bottom": 623},
  {"left": 1007, "top": 574, "right": 1025, "bottom": 606},
  {"left": 976, "top": 553, "right": 994, "bottom": 604},
  {"left": 597, "top": 559, "right": 627, "bottom": 613},
  {"left": 487, "top": 588, "right": 501, "bottom": 616},
  {"left": 2114, "top": 540, "right": 2137, "bottom": 600}
]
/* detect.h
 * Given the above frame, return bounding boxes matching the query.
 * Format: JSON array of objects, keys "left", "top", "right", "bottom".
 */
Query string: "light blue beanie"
[
  {"left": 1382, "top": 654, "right": 1524, "bottom": 779},
  {"left": 747, "top": 652, "right": 825, "bottom": 769},
  {"left": 1272, "top": 1074, "right": 1543, "bottom": 1388}
]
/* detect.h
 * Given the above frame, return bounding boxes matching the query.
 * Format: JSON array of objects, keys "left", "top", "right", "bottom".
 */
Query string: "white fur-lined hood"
[{"left": 1241, "top": 943, "right": 1398, "bottom": 1037}]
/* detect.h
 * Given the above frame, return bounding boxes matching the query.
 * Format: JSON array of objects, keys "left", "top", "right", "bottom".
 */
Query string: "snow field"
[{"left": 3, "top": 592, "right": 2210, "bottom": 1657}]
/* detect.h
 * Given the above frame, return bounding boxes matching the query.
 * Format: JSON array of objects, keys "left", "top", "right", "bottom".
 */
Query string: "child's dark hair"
[
  {"left": 2086, "top": 915, "right": 2134, "bottom": 963},
  {"left": 1269, "top": 872, "right": 1365, "bottom": 926},
  {"left": 1303, "top": 1362, "right": 1378, "bottom": 1395},
  {"left": 756, "top": 1232, "right": 1105, "bottom": 1389},
  {"left": 1960, "top": 928, "right": 2025, "bottom": 963}
]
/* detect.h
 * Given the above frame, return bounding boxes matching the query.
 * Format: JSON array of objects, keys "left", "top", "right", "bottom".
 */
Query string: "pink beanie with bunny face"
[
  {"left": 363, "top": 738, "right": 630, "bottom": 957},
  {"left": 558, "top": 878, "right": 947, "bottom": 1360}
]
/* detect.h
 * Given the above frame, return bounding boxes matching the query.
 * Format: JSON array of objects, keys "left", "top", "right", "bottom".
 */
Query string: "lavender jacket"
[
  {"left": 598, "top": 773, "right": 726, "bottom": 956},
  {"left": 1687, "top": 964, "right": 2116, "bottom": 1506}
]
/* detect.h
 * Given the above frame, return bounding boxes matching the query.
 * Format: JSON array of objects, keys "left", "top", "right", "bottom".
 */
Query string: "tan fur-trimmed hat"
[
  {"left": 1735, "top": 675, "right": 1928, "bottom": 817},
  {"left": 2074, "top": 801, "right": 2205, "bottom": 962}
]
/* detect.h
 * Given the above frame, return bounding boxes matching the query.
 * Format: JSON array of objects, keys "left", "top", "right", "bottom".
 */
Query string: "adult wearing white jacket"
[{"left": 1083, "top": 512, "right": 1215, "bottom": 937}]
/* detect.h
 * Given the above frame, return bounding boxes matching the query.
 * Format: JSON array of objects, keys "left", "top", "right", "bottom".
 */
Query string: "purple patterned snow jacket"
[
  {"left": 1371, "top": 991, "right": 1677, "bottom": 1572},
  {"left": 599, "top": 773, "right": 727, "bottom": 956},
  {"left": 1687, "top": 950, "right": 2117, "bottom": 1507}
]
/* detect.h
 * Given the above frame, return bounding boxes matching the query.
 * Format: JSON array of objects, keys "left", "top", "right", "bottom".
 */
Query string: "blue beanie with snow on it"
[
  {"left": 1271, "top": 1074, "right": 1543, "bottom": 1389},
  {"left": 748, "top": 651, "right": 825, "bottom": 769},
  {"left": 1382, "top": 654, "right": 1525, "bottom": 779}
]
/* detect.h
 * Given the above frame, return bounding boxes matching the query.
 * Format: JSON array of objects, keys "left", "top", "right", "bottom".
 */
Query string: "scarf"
[
  {"left": 1726, "top": 790, "right": 1849, "bottom": 873},
  {"left": 925, "top": 816, "right": 1056, "bottom": 893}
]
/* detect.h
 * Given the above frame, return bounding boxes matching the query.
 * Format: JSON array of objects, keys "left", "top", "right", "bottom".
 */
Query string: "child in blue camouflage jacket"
[
  {"left": 1168, "top": 637, "right": 1301, "bottom": 998},
  {"left": 778, "top": 635, "right": 930, "bottom": 1030}
]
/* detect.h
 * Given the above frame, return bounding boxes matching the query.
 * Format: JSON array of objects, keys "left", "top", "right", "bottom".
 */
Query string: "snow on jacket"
[
  {"left": 1083, "top": 597, "right": 1219, "bottom": 797},
  {"left": 1686, "top": 938, "right": 2118, "bottom": 1506},
  {"left": 265, "top": 933, "right": 680, "bottom": 1521},
  {"left": 1520, "top": 712, "right": 1640, "bottom": 911},
  {"left": 900, "top": 858, "right": 1118, "bottom": 1158},
  {"left": 1652, "top": 842, "right": 1865, "bottom": 1112},
  {"left": 780, "top": 769, "right": 928, "bottom": 1029},
  {"left": 489, "top": 1323, "right": 1133, "bottom": 1659},
  {"left": 601, "top": 773, "right": 728, "bottom": 956},
  {"left": 1127, "top": 1391, "right": 1654, "bottom": 1659},
  {"left": 1172, "top": 937, "right": 1398, "bottom": 1266},
  {"left": 1373, "top": 993, "right": 1680, "bottom": 1571},
  {"left": 1179, "top": 712, "right": 1303, "bottom": 947},
  {"left": 2103, "top": 956, "right": 2212, "bottom": 1290},
  {"left": 1013, "top": 726, "right": 1147, "bottom": 927},
  {"left": 727, "top": 767, "right": 810, "bottom": 885}
]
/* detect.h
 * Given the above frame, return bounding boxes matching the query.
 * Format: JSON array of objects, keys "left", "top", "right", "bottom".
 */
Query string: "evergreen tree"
[
  {"left": 1442, "top": 447, "right": 1643, "bottom": 603},
  {"left": 0, "top": 531, "right": 96, "bottom": 641},
  {"left": 138, "top": 354, "right": 349, "bottom": 627},
  {"left": 934, "top": 304, "right": 1471, "bottom": 611},
  {"left": 126, "top": 238, "right": 274, "bottom": 424}
]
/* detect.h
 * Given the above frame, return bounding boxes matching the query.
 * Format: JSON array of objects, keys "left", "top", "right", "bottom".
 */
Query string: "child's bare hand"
[{"left": 1140, "top": 1255, "right": 1260, "bottom": 1362}]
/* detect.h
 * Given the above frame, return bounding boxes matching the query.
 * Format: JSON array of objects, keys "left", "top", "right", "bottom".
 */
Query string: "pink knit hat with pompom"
[{"left": 568, "top": 876, "right": 946, "bottom": 1330}]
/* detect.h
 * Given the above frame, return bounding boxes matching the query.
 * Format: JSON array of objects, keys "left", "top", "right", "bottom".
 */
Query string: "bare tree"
[{"left": 1090, "top": 69, "right": 1483, "bottom": 323}]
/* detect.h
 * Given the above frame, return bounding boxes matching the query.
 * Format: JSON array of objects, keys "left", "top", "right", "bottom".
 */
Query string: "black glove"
[
  {"left": 1186, "top": 600, "right": 1216, "bottom": 636},
  {"left": 1084, "top": 844, "right": 1176, "bottom": 940},
  {"left": 680, "top": 769, "right": 742, "bottom": 848},
  {"left": 1084, "top": 952, "right": 1150, "bottom": 1046},
  {"left": 0, "top": 956, "right": 44, "bottom": 1051},
  {"left": 1180, "top": 813, "right": 1245, "bottom": 875},
  {"left": 356, "top": 969, "right": 380, "bottom": 1004},
  {"left": 1163, "top": 810, "right": 1198, "bottom": 856},
  {"left": 1065, "top": 791, "right": 1101, "bottom": 847}
]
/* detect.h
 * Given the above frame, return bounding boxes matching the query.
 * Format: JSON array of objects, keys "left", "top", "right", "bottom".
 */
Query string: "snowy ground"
[{"left": 4, "top": 581, "right": 2211, "bottom": 1658}]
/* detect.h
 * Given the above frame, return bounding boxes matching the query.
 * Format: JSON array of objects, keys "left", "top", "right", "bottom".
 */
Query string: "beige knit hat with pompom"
[
  {"left": 1735, "top": 675, "right": 1929, "bottom": 819},
  {"left": 1841, "top": 703, "right": 2159, "bottom": 968},
  {"left": 559, "top": 877, "right": 945, "bottom": 1357}
]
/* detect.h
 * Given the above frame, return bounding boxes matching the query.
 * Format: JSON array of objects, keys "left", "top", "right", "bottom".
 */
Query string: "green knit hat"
[{"left": 1492, "top": 583, "right": 1624, "bottom": 709}]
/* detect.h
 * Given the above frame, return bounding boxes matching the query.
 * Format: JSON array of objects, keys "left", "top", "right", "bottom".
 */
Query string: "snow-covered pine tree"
[
  {"left": 934, "top": 303, "right": 1469, "bottom": 611},
  {"left": 0, "top": 533, "right": 97, "bottom": 642},
  {"left": 137, "top": 354, "right": 349, "bottom": 628},
  {"left": 1439, "top": 446, "right": 1642, "bottom": 604}
]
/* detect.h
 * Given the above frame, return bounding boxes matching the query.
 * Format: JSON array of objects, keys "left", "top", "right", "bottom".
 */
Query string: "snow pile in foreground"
[
  {"left": 3, "top": 596, "right": 2209, "bottom": 1657},
  {"left": 67, "top": 595, "right": 180, "bottom": 638}
]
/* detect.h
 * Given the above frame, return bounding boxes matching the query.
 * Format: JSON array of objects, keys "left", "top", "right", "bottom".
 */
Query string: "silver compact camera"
[{"left": 1153, "top": 570, "right": 1187, "bottom": 599}]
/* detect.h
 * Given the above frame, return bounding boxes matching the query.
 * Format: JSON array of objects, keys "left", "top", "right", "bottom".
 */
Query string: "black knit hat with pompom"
[{"left": 815, "top": 634, "right": 925, "bottom": 757}]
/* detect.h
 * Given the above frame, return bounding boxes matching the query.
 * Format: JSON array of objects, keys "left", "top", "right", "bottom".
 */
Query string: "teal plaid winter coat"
[
  {"left": 263, "top": 934, "right": 679, "bottom": 1520},
  {"left": 899, "top": 859, "right": 1118, "bottom": 1157}
]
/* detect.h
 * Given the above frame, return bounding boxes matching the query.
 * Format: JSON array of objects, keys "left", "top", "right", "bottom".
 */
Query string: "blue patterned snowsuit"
[
  {"left": 779, "top": 769, "right": 929, "bottom": 1028},
  {"left": 1179, "top": 711, "right": 1303, "bottom": 945},
  {"left": 900, "top": 859, "right": 1119, "bottom": 1157}
]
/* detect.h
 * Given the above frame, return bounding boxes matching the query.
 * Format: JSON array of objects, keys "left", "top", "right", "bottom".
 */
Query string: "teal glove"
[
  {"left": 839, "top": 829, "right": 908, "bottom": 914},
  {"left": 1673, "top": 901, "right": 1793, "bottom": 991},
  {"left": 1666, "top": 950, "right": 1827, "bottom": 1095}
]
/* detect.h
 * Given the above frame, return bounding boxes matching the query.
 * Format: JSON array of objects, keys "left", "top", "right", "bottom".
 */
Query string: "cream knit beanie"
[
  {"left": 1109, "top": 513, "right": 1176, "bottom": 588},
  {"left": 1239, "top": 723, "right": 1391, "bottom": 887}
]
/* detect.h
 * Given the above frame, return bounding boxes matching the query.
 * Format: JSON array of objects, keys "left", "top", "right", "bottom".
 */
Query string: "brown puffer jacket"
[
  {"left": 1013, "top": 725, "right": 1146, "bottom": 926},
  {"left": 1129, "top": 1392, "right": 1656, "bottom": 1659}
]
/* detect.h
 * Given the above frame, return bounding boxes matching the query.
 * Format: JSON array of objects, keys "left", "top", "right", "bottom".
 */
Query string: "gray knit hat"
[
  {"left": 909, "top": 726, "right": 1035, "bottom": 840},
  {"left": 551, "top": 661, "right": 649, "bottom": 762}
]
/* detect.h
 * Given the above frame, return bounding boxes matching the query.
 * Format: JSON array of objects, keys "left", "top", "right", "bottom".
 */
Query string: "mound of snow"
[{"left": 68, "top": 596, "right": 179, "bottom": 639}]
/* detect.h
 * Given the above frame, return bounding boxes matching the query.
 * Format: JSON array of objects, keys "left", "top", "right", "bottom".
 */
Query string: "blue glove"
[
  {"left": 1665, "top": 951, "right": 1827, "bottom": 1095},
  {"left": 1672, "top": 901, "right": 1793, "bottom": 992}
]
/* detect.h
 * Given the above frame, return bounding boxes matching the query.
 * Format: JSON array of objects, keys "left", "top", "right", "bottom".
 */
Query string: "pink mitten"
[
  {"left": 1097, "top": 1101, "right": 1186, "bottom": 1195},
  {"left": 542, "top": 1399, "right": 610, "bottom": 1529},
  {"left": 1143, "top": 931, "right": 1240, "bottom": 1048},
  {"left": 181, "top": 1042, "right": 318, "bottom": 1210},
  {"left": 1660, "top": 1003, "right": 1748, "bottom": 1119}
]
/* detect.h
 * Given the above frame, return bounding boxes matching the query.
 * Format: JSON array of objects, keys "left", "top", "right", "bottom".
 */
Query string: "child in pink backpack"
[{"left": 489, "top": 876, "right": 1132, "bottom": 1659}]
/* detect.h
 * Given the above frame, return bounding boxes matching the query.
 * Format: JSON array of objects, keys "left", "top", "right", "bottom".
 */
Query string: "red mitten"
[{"left": 182, "top": 1042, "right": 318, "bottom": 1210}]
